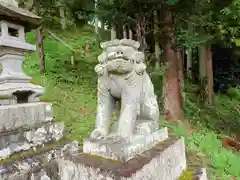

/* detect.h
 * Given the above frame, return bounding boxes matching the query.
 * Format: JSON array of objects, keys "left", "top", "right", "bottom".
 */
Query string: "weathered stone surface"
[
  {"left": 84, "top": 127, "right": 168, "bottom": 161},
  {"left": 60, "top": 137, "right": 187, "bottom": 180},
  {"left": 0, "top": 0, "right": 18, "bottom": 7},
  {"left": 0, "top": 23, "right": 44, "bottom": 101},
  {"left": 111, "top": 119, "right": 159, "bottom": 135},
  {"left": 0, "top": 0, "right": 42, "bottom": 29},
  {"left": 0, "top": 122, "right": 64, "bottom": 159},
  {"left": 0, "top": 138, "right": 209, "bottom": 180},
  {"left": 90, "top": 39, "right": 159, "bottom": 139},
  {"left": 0, "top": 141, "right": 79, "bottom": 180},
  {"left": 0, "top": 102, "right": 52, "bottom": 132},
  {"left": 0, "top": 35, "right": 36, "bottom": 51},
  {"left": 0, "top": 20, "right": 36, "bottom": 51}
]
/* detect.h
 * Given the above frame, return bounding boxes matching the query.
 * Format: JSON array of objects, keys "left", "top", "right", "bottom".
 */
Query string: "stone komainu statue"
[{"left": 91, "top": 39, "right": 159, "bottom": 139}]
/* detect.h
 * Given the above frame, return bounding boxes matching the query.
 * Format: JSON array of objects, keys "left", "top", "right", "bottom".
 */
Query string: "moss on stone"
[
  {"left": 0, "top": 137, "right": 71, "bottom": 165},
  {"left": 179, "top": 169, "right": 194, "bottom": 180},
  {"left": 87, "top": 153, "right": 120, "bottom": 162}
]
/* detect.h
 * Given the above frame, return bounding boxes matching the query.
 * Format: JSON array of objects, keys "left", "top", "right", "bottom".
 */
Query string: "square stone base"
[
  {"left": 83, "top": 127, "right": 168, "bottom": 161},
  {"left": 59, "top": 137, "right": 187, "bottom": 180}
]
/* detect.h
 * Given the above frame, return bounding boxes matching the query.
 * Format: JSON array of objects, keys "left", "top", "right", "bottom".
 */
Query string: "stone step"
[
  {"left": 0, "top": 122, "right": 65, "bottom": 160},
  {"left": 60, "top": 137, "right": 187, "bottom": 180},
  {"left": 83, "top": 127, "right": 168, "bottom": 161},
  {"left": 0, "top": 102, "right": 53, "bottom": 133}
]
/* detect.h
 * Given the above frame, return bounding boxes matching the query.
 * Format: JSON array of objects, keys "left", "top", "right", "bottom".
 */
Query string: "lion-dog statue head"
[{"left": 95, "top": 39, "right": 146, "bottom": 77}]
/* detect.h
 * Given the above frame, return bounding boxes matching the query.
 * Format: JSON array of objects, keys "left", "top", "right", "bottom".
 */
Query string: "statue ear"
[
  {"left": 135, "top": 63, "right": 146, "bottom": 75},
  {"left": 134, "top": 51, "right": 145, "bottom": 63}
]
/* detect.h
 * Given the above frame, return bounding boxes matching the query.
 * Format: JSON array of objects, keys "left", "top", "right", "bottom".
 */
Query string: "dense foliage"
[{"left": 14, "top": 0, "right": 240, "bottom": 178}]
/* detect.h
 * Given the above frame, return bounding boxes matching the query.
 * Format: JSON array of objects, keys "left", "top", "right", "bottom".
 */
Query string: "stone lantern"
[
  {"left": 0, "top": 0, "right": 65, "bottom": 166},
  {"left": 0, "top": 0, "right": 44, "bottom": 104}
]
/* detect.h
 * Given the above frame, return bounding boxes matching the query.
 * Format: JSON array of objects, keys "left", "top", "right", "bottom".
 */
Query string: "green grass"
[{"left": 24, "top": 26, "right": 240, "bottom": 179}]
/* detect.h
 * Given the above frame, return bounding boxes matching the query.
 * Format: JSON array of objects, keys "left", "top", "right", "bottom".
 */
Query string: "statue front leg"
[
  {"left": 91, "top": 81, "right": 115, "bottom": 139},
  {"left": 117, "top": 88, "right": 139, "bottom": 138}
]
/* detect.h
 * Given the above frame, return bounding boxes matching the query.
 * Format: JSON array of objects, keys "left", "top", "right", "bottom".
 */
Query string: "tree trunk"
[
  {"left": 186, "top": 23, "right": 193, "bottom": 78},
  {"left": 136, "top": 14, "right": 146, "bottom": 52},
  {"left": 154, "top": 10, "right": 161, "bottom": 69},
  {"left": 177, "top": 49, "right": 184, "bottom": 107},
  {"left": 94, "top": 0, "right": 99, "bottom": 36},
  {"left": 162, "top": 10, "right": 182, "bottom": 121},
  {"left": 94, "top": 19, "right": 99, "bottom": 35},
  {"left": 187, "top": 48, "right": 192, "bottom": 78},
  {"left": 123, "top": 25, "right": 127, "bottom": 38},
  {"left": 36, "top": 26, "right": 45, "bottom": 73},
  {"left": 59, "top": 6, "right": 66, "bottom": 30},
  {"left": 35, "top": 0, "right": 45, "bottom": 73},
  {"left": 205, "top": 43, "right": 214, "bottom": 105},
  {"left": 199, "top": 44, "right": 206, "bottom": 80},
  {"left": 129, "top": 28, "right": 133, "bottom": 39},
  {"left": 101, "top": 20, "right": 104, "bottom": 30},
  {"left": 111, "top": 24, "right": 117, "bottom": 40}
]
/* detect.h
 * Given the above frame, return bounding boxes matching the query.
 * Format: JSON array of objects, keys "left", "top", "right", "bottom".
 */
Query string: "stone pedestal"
[
  {"left": 82, "top": 125, "right": 189, "bottom": 179},
  {"left": 60, "top": 136, "right": 187, "bottom": 180},
  {"left": 84, "top": 127, "right": 168, "bottom": 161}
]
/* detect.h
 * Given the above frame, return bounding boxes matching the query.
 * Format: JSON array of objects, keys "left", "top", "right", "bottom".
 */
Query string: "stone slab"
[
  {"left": 59, "top": 137, "right": 187, "bottom": 180},
  {"left": 0, "top": 0, "right": 18, "bottom": 7},
  {"left": 0, "top": 83, "right": 44, "bottom": 99},
  {"left": 0, "top": 122, "right": 64, "bottom": 160},
  {"left": 0, "top": 102, "right": 52, "bottom": 132},
  {"left": 0, "top": 36, "right": 36, "bottom": 51},
  {"left": 83, "top": 127, "right": 168, "bottom": 161}
]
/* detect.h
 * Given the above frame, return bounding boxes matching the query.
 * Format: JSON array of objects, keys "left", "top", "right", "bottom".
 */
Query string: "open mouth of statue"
[{"left": 108, "top": 58, "right": 129, "bottom": 62}]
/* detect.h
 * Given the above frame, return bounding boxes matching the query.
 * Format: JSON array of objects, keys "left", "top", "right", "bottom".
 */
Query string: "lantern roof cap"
[{"left": 0, "top": 0, "right": 42, "bottom": 29}]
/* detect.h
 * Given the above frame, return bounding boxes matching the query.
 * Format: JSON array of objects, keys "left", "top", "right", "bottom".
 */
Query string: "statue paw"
[
  {"left": 90, "top": 129, "right": 107, "bottom": 140},
  {"left": 94, "top": 64, "right": 104, "bottom": 76}
]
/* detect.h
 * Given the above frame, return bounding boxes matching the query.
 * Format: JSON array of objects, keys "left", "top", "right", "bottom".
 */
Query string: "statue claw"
[
  {"left": 94, "top": 64, "right": 104, "bottom": 76},
  {"left": 90, "top": 129, "right": 107, "bottom": 140}
]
